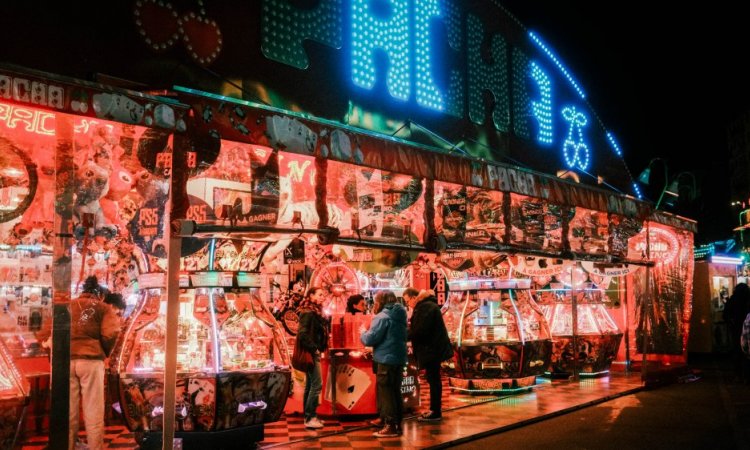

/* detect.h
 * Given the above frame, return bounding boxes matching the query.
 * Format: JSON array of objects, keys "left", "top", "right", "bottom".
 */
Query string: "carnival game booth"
[
  {"left": 0, "top": 64, "right": 198, "bottom": 445},
  {"left": 169, "top": 87, "right": 696, "bottom": 404},
  {"left": 688, "top": 246, "right": 742, "bottom": 354},
  {"left": 534, "top": 275, "right": 623, "bottom": 377},
  {"left": 442, "top": 276, "right": 552, "bottom": 391},
  {"left": 109, "top": 272, "right": 292, "bottom": 447}
]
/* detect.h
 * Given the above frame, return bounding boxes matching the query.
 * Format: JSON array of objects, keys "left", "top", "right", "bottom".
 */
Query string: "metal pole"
[
  {"left": 162, "top": 145, "right": 182, "bottom": 450},
  {"left": 571, "top": 261, "right": 579, "bottom": 382},
  {"left": 623, "top": 275, "right": 631, "bottom": 374},
  {"left": 50, "top": 114, "right": 75, "bottom": 449},
  {"left": 641, "top": 223, "right": 651, "bottom": 383},
  {"left": 162, "top": 230, "right": 182, "bottom": 450}
]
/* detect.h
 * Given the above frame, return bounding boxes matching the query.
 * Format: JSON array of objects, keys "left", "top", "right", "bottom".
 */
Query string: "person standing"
[
  {"left": 296, "top": 287, "right": 329, "bottom": 429},
  {"left": 741, "top": 311, "right": 750, "bottom": 378},
  {"left": 724, "top": 283, "right": 750, "bottom": 382},
  {"left": 69, "top": 276, "right": 120, "bottom": 450},
  {"left": 361, "top": 290, "right": 407, "bottom": 437},
  {"left": 346, "top": 294, "right": 367, "bottom": 314},
  {"left": 406, "top": 289, "right": 453, "bottom": 422}
]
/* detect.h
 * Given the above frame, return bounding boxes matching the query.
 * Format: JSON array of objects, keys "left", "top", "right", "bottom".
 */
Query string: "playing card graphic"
[{"left": 325, "top": 363, "right": 372, "bottom": 411}]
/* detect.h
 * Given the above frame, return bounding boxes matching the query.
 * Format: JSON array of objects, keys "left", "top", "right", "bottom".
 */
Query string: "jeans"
[
  {"left": 69, "top": 359, "right": 105, "bottom": 450},
  {"left": 376, "top": 362, "right": 404, "bottom": 426},
  {"left": 424, "top": 360, "right": 442, "bottom": 414},
  {"left": 303, "top": 354, "right": 322, "bottom": 420}
]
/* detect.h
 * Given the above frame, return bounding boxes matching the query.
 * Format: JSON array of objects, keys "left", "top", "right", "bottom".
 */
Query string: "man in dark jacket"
[
  {"left": 407, "top": 289, "right": 452, "bottom": 422},
  {"left": 296, "top": 287, "right": 329, "bottom": 429},
  {"left": 361, "top": 290, "right": 407, "bottom": 437}
]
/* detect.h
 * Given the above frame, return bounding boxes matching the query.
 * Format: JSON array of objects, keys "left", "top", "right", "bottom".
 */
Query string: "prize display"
[
  {"left": 110, "top": 284, "right": 291, "bottom": 436},
  {"left": 442, "top": 279, "right": 552, "bottom": 391},
  {"left": 535, "top": 282, "right": 623, "bottom": 375}
]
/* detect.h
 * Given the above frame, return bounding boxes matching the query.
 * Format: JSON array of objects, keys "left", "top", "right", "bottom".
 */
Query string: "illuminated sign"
[
  {"left": 0, "top": 74, "right": 65, "bottom": 109},
  {"left": 630, "top": 227, "right": 679, "bottom": 265},
  {"left": 261, "top": 0, "right": 594, "bottom": 171},
  {"left": 0, "top": 101, "right": 114, "bottom": 137}
]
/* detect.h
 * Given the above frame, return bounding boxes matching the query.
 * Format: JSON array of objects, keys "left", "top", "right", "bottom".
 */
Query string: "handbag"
[{"left": 291, "top": 345, "right": 314, "bottom": 372}]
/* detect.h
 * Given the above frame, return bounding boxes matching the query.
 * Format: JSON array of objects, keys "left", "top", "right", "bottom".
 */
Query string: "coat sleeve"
[
  {"left": 99, "top": 306, "right": 120, "bottom": 357},
  {"left": 297, "top": 311, "right": 318, "bottom": 352},
  {"left": 408, "top": 303, "right": 431, "bottom": 342},
  {"left": 360, "top": 315, "right": 389, "bottom": 347}
]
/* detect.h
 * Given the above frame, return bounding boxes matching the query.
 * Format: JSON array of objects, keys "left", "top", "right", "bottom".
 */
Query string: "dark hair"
[
  {"left": 346, "top": 294, "right": 366, "bottom": 314},
  {"left": 103, "top": 292, "right": 126, "bottom": 311},
  {"left": 307, "top": 287, "right": 325, "bottom": 298},
  {"left": 403, "top": 288, "right": 419, "bottom": 299},
  {"left": 81, "top": 276, "right": 102, "bottom": 295},
  {"left": 373, "top": 290, "right": 397, "bottom": 314}
]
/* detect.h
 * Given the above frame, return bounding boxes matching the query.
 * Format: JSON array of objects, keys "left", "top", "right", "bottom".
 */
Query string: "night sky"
[{"left": 502, "top": 1, "right": 750, "bottom": 243}]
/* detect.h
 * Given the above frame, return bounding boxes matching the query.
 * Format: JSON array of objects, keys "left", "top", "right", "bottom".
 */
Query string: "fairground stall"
[
  {"left": 0, "top": 63, "right": 191, "bottom": 443},
  {"left": 0, "top": 1, "right": 696, "bottom": 445},
  {"left": 170, "top": 85, "right": 695, "bottom": 400},
  {"left": 0, "top": 64, "right": 293, "bottom": 448},
  {"left": 688, "top": 243, "right": 743, "bottom": 353}
]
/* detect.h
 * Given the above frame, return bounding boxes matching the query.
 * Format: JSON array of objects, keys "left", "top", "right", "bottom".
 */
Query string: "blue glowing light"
[
  {"left": 561, "top": 106, "right": 590, "bottom": 170},
  {"left": 606, "top": 132, "right": 623, "bottom": 156},
  {"left": 415, "top": 0, "right": 443, "bottom": 111},
  {"left": 467, "top": 14, "right": 509, "bottom": 131},
  {"left": 632, "top": 183, "right": 643, "bottom": 199},
  {"left": 441, "top": 0, "right": 463, "bottom": 118},
  {"left": 512, "top": 49, "right": 531, "bottom": 139},
  {"left": 528, "top": 31, "right": 585, "bottom": 99},
  {"left": 351, "top": 0, "right": 411, "bottom": 101},
  {"left": 530, "top": 62, "right": 553, "bottom": 145}
]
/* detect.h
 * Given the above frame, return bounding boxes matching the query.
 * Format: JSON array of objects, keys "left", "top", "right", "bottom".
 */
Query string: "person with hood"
[
  {"left": 360, "top": 290, "right": 407, "bottom": 437},
  {"left": 406, "top": 289, "right": 453, "bottom": 422},
  {"left": 724, "top": 283, "right": 750, "bottom": 382},
  {"left": 69, "top": 276, "right": 120, "bottom": 450},
  {"left": 296, "top": 287, "right": 330, "bottom": 429}
]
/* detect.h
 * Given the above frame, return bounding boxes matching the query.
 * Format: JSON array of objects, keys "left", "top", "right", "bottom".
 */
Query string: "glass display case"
[
  {"left": 535, "top": 284, "right": 623, "bottom": 375},
  {"left": 0, "top": 250, "right": 52, "bottom": 360},
  {"left": 110, "top": 282, "right": 291, "bottom": 440},
  {"left": 0, "top": 338, "right": 29, "bottom": 448},
  {"left": 442, "top": 279, "right": 552, "bottom": 391}
]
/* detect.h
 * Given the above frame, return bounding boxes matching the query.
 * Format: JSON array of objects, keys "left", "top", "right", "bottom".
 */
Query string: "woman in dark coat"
[
  {"left": 406, "top": 289, "right": 453, "bottom": 422},
  {"left": 296, "top": 287, "right": 330, "bottom": 429}
]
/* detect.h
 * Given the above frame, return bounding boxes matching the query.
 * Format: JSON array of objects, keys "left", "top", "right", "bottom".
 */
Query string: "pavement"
[{"left": 449, "top": 353, "right": 750, "bottom": 450}]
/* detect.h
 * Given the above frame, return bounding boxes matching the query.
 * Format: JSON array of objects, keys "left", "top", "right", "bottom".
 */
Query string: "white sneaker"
[{"left": 305, "top": 417, "right": 324, "bottom": 429}]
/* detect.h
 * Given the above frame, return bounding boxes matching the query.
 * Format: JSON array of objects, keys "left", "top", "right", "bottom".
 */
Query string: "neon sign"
[
  {"left": 0, "top": 101, "right": 114, "bottom": 137},
  {"left": 261, "top": 0, "right": 596, "bottom": 172},
  {"left": 631, "top": 227, "right": 679, "bottom": 265}
]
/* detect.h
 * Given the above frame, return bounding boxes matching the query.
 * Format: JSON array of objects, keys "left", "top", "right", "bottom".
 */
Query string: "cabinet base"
[
  {"left": 138, "top": 424, "right": 264, "bottom": 450},
  {"left": 448, "top": 375, "right": 537, "bottom": 393}
]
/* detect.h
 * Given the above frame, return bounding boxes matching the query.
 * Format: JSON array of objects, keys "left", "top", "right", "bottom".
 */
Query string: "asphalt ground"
[{"left": 450, "top": 353, "right": 750, "bottom": 450}]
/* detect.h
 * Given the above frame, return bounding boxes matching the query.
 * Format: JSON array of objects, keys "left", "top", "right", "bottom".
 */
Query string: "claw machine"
[
  {"left": 535, "top": 280, "right": 623, "bottom": 376},
  {"left": 442, "top": 278, "right": 552, "bottom": 391},
  {"left": 109, "top": 272, "right": 291, "bottom": 447}
]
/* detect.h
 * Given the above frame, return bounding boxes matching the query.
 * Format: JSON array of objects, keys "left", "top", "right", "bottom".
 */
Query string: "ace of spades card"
[{"left": 326, "top": 363, "right": 371, "bottom": 410}]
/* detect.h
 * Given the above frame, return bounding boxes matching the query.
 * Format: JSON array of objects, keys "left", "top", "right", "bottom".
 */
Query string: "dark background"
[
  {"left": 2, "top": 1, "right": 746, "bottom": 243},
  {"left": 502, "top": 1, "right": 750, "bottom": 243}
]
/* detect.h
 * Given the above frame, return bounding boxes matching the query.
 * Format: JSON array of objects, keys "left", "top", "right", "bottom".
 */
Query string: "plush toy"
[{"left": 74, "top": 157, "right": 116, "bottom": 238}]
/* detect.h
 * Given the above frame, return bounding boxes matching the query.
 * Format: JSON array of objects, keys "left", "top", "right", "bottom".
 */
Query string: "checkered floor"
[{"left": 19, "top": 371, "right": 644, "bottom": 449}]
